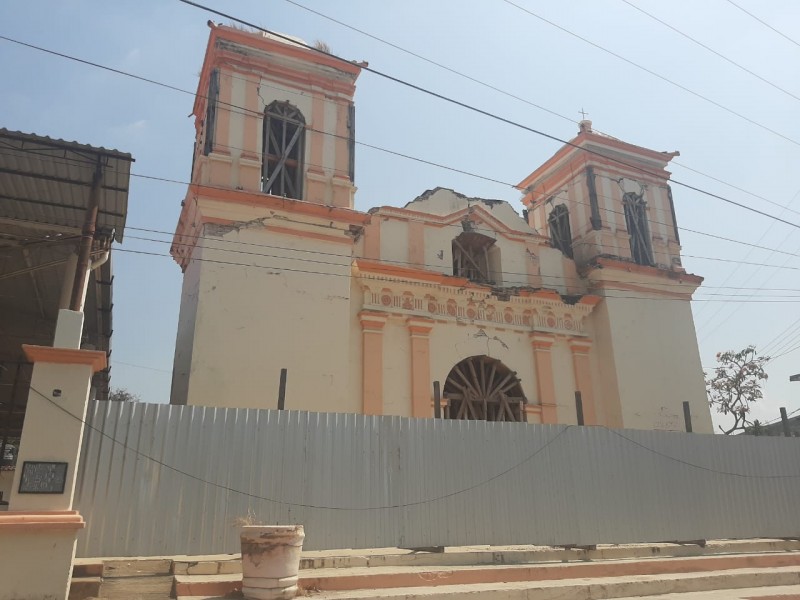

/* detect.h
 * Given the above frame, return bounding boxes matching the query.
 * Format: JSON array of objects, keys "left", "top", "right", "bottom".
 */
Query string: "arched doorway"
[{"left": 443, "top": 356, "right": 527, "bottom": 422}]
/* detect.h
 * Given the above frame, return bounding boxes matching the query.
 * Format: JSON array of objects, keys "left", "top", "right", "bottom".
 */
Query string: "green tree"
[{"left": 706, "top": 346, "right": 769, "bottom": 435}]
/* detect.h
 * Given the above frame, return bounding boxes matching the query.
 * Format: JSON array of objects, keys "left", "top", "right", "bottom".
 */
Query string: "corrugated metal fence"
[{"left": 74, "top": 401, "right": 800, "bottom": 557}]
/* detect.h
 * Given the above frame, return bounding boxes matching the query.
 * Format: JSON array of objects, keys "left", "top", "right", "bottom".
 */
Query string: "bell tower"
[
  {"left": 519, "top": 120, "right": 684, "bottom": 273},
  {"left": 169, "top": 24, "right": 369, "bottom": 408},
  {"left": 188, "top": 22, "right": 360, "bottom": 208},
  {"left": 517, "top": 121, "right": 712, "bottom": 433}
]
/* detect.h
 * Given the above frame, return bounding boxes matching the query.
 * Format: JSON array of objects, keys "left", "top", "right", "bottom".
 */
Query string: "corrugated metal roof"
[{"left": 0, "top": 129, "right": 134, "bottom": 242}]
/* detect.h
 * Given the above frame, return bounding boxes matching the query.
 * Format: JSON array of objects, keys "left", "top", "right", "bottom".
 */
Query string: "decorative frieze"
[{"left": 359, "top": 279, "right": 597, "bottom": 337}]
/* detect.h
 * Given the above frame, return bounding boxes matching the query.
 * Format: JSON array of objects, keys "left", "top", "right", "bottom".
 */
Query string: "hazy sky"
[{"left": 2, "top": 0, "right": 799, "bottom": 432}]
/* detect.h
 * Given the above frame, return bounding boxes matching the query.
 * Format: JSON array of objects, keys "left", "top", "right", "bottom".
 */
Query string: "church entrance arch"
[{"left": 443, "top": 356, "right": 527, "bottom": 422}]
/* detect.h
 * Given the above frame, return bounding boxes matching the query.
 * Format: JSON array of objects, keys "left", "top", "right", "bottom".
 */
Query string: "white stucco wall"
[
  {"left": 379, "top": 220, "right": 409, "bottom": 268},
  {"left": 591, "top": 292, "right": 713, "bottom": 433},
  {"left": 170, "top": 249, "right": 203, "bottom": 405},
  {"left": 176, "top": 223, "right": 356, "bottom": 412},
  {"left": 538, "top": 247, "right": 570, "bottom": 295},
  {"left": 550, "top": 338, "right": 579, "bottom": 424}
]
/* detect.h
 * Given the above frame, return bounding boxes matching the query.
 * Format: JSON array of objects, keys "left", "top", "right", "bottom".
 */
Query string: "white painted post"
[{"left": 0, "top": 309, "right": 107, "bottom": 600}]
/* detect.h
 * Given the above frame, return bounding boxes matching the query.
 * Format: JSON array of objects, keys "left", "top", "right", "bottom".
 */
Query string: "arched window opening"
[
  {"left": 452, "top": 230, "right": 500, "bottom": 285},
  {"left": 622, "top": 192, "right": 654, "bottom": 266},
  {"left": 443, "top": 356, "right": 527, "bottom": 422},
  {"left": 203, "top": 69, "right": 220, "bottom": 156},
  {"left": 262, "top": 101, "right": 305, "bottom": 199},
  {"left": 548, "top": 204, "right": 573, "bottom": 259}
]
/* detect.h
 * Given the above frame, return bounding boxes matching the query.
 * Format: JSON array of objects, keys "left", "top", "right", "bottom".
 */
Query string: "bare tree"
[
  {"left": 706, "top": 346, "right": 769, "bottom": 435},
  {"left": 108, "top": 388, "right": 141, "bottom": 403}
]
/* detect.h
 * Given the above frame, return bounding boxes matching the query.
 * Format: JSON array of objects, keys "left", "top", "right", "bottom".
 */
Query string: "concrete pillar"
[
  {"left": 58, "top": 252, "right": 78, "bottom": 310},
  {"left": 407, "top": 317, "right": 434, "bottom": 418},
  {"left": 530, "top": 333, "right": 558, "bottom": 423},
  {"left": 0, "top": 309, "right": 107, "bottom": 600},
  {"left": 359, "top": 311, "right": 387, "bottom": 415}
]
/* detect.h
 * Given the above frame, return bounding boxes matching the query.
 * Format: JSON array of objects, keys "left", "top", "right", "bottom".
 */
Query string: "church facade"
[{"left": 169, "top": 23, "right": 713, "bottom": 433}]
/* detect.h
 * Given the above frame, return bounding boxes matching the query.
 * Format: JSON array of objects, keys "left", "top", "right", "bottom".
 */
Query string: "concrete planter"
[{"left": 240, "top": 525, "right": 305, "bottom": 600}]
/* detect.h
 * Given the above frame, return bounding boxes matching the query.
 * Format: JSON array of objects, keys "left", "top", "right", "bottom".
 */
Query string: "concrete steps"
[
  {"left": 70, "top": 539, "right": 800, "bottom": 600},
  {"left": 70, "top": 557, "right": 174, "bottom": 599},
  {"left": 300, "top": 568, "right": 800, "bottom": 599},
  {"left": 172, "top": 552, "right": 800, "bottom": 598}
]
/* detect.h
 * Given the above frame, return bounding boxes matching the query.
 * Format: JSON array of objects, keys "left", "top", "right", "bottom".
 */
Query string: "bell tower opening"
[
  {"left": 548, "top": 203, "right": 574, "bottom": 259},
  {"left": 518, "top": 123, "right": 683, "bottom": 272},
  {"left": 452, "top": 231, "right": 501, "bottom": 285},
  {"left": 262, "top": 101, "right": 306, "bottom": 199},
  {"left": 622, "top": 191, "right": 654, "bottom": 266}
]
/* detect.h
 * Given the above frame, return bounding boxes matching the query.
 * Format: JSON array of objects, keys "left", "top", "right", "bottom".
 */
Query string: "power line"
[
  {"left": 5, "top": 139, "right": 800, "bottom": 295},
  {"left": 282, "top": 0, "right": 577, "bottom": 127},
  {"left": 4, "top": 139, "right": 799, "bottom": 263},
  {"left": 172, "top": 0, "right": 800, "bottom": 231},
  {"left": 619, "top": 0, "right": 800, "bottom": 103},
  {"left": 2, "top": 36, "right": 799, "bottom": 299},
  {"left": 114, "top": 246, "right": 800, "bottom": 304},
  {"left": 4, "top": 29, "right": 800, "bottom": 231},
  {"left": 762, "top": 315, "right": 800, "bottom": 356},
  {"left": 10, "top": 217, "right": 796, "bottom": 297},
  {"left": 724, "top": 0, "right": 800, "bottom": 50},
  {"left": 757, "top": 408, "right": 800, "bottom": 428},
  {"left": 669, "top": 159, "right": 800, "bottom": 217},
  {"left": 766, "top": 324, "right": 800, "bottom": 358},
  {"left": 113, "top": 360, "right": 172, "bottom": 374},
  {"left": 282, "top": 0, "right": 800, "bottom": 219},
  {"left": 695, "top": 190, "right": 800, "bottom": 338},
  {"left": 132, "top": 232, "right": 800, "bottom": 295},
  {"left": 22, "top": 198, "right": 781, "bottom": 292},
  {"left": 771, "top": 342, "right": 800, "bottom": 361},
  {"left": 682, "top": 255, "right": 800, "bottom": 272},
  {"left": 501, "top": 0, "right": 800, "bottom": 148}
]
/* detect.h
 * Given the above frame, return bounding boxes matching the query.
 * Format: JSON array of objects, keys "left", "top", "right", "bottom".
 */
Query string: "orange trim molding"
[
  {"left": 568, "top": 339, "right": 592, "bottom": 355},
  {"left": 22, "top": 345, "right": 107, "bottom": 373},
  {"left": 193, "top": 184, "right": 370, "bottom": 226},
  {"left": 407, "top": 317, "right": 434, "bottom": 337},
  {"left": 591, "top": 280, "right": 692, "bottom": 301},
  {"left": 407, "top": 318, "right": 434, "bottom": 418},
  {"left": 359, "top": 311, "right": 387, "bottom": 415},
  {"left": 530, "top": 332, "right": 555, "bottom": 350},
  {"left": 355, "top": 259, "right": 488, "bottom": 290},
  {"left": 530, "top": 333, "right": 558, "bottom": 424},
  {"left": 266, "top": 224, "right": 354, "bottom": 246},
  {"left": 592, "top": 257, "right": 703, "bottom": 285},
  {"left": 0, "top": 510, "right": 85, "bottom": 531},
  {"left": 359, "top": 310, "right": 388, "bottom": 332}
]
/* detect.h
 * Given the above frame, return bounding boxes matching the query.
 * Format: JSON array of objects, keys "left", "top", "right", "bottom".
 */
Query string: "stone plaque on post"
[{"left": 18, "top": 461, "right": 68, "bottom": 494}]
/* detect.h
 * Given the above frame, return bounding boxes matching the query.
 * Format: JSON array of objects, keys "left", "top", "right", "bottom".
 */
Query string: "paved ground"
[
  {"left": 184, "top": 586, "right": 800, "bottom": 600},
  {"left": 617, "top": 586, "right": 800, "bottom": 599}
]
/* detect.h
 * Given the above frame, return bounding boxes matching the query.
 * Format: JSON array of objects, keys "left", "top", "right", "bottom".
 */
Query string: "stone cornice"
[
  {"left": 406, "top": 317, "right": 434, "bottom": 336},
  {"left": 22, "top": 345, "right": 107, "bottom": 373},
  {"left": 359, "top": 310, "right": 388, "bottom": 332},
  {"left": 0, "top": 510, "right": 85, "bottom": 531}
]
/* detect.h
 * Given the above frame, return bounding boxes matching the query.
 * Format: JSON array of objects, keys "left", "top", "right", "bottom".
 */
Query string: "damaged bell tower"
[
  {"left": 517, "top": 120, "right": 711, "bottom": 432},
  {"left": 169, "top": 23, "right": 368, "bottom": 407}
]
